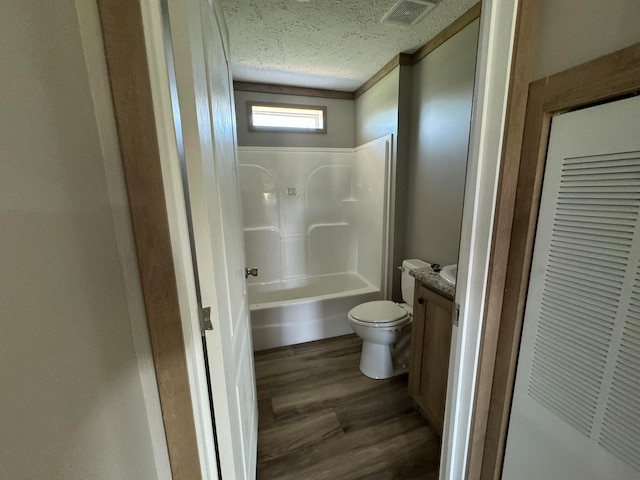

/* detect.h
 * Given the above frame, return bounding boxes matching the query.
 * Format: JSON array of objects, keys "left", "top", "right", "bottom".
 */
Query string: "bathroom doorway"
[
  {"left": 98, "top": 0, "right": 525, "bottom": 476},
  {"left": 225, "top": 1, "right": 484, "bottom": 477}
]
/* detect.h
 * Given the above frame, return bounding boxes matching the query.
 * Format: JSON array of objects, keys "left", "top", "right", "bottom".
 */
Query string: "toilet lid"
[{"left": 349, "top": 300, "right": 409, "bottom": 324}]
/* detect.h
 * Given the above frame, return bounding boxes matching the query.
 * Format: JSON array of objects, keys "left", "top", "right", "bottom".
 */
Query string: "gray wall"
[
  {"left": 354, "top": 68, "right": 400, "bottom": 146},
  {"left": 234, "top": 90, "right": 355, "bottom": 147},
  {"left": 353, "top": 21, "right": 479, "bottom": 299},
  {"left": 355, "top": 68, "right": 407, "bottom": 299},
  {"left": 532, "top": 0, "right": 640, "bottom": 79},
  {"left": 395, "top": 64, "right": 414, "bottom": 299},
  {"left": 0, "top": 0, "right": 165, "bottom": 478},
  {"left": 404, "top": 20, "right": 480, "bottom": 267}
]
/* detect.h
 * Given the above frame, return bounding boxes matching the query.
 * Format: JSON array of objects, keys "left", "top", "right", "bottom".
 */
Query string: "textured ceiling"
[{"left": 221, "top": 0, "right": 478, "bottom": 91}]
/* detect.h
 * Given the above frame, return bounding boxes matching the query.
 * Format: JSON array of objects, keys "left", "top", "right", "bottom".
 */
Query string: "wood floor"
[{"left": 255, "top": 334, "right": 441, "bottom": 479}]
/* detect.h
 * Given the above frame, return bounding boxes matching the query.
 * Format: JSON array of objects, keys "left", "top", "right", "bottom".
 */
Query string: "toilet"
[{"left": 348, "top": 259, "right": 429, "bottom": 379}]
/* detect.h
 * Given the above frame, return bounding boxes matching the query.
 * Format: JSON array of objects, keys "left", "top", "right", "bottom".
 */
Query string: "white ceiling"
[{"left": 221, "top": 0, "right": 477, "bottom": 92}]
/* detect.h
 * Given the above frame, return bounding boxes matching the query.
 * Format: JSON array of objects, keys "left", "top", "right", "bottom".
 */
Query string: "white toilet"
[{"left": 348, "top": 259, "right": 429, "bottom": 379}]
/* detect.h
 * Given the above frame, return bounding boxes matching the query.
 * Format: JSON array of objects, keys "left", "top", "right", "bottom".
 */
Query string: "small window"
[{"left": 248, "top": 102, "right": 327, "bottom": 133}]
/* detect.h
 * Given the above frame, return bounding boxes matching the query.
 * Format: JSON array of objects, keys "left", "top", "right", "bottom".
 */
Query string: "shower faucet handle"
[{"left": 245, "top": 267, "right": 259, "bottom": 278}]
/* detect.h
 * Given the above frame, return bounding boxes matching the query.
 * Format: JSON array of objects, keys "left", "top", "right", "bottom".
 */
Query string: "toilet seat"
[{"left": 348, "top": 300, "right": 410, "bottom": 327}]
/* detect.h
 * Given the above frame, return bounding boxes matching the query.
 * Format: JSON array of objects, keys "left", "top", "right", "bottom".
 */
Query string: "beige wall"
[
  {"left": 234, "top": 90, "right": 355, "bottom": 147},
  {"left": 532, "top": 0, "right": 640, "bottom": 79},
  {"left": 404, "top": 20, "right": 480, "bottom": 267},
  {"left": 0, "top": 0, "right": 168, "bottom": 478}
]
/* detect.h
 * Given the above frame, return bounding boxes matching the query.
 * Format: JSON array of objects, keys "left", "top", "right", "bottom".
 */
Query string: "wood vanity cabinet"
[{"left": 409, "top": 280, "right": 454, "bottom": 436}]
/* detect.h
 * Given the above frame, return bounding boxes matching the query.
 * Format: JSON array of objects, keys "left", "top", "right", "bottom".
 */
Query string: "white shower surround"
[{"left": 238, "top": 135, "right": 393, "bottom": 350}]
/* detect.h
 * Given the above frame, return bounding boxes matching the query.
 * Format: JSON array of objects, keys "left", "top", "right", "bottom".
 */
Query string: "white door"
[
  {"left": 166, "top": 0, "right": 258, "bottom": 478},
  {"left": 502, "top": 96, "right": 640, "bottom": 479}
]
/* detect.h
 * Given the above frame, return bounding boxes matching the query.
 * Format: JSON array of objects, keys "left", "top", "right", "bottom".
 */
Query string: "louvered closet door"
[{"left": 502, "top": 95, "right": 640, "bottom": 480}]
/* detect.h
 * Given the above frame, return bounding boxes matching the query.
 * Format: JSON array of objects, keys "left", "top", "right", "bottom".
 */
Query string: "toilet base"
[{"left": 359, "top": 341, "right": 409, "bottom": 379}]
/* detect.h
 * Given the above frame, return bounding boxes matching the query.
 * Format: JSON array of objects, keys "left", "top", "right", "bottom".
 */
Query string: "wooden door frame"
[
  {"left": 97, "top": 3, "right": 640, "bottom": 480},
  {"left": 96, "top": 0, "right": 519, "bottom": 478},
  {"left": 469, "top": 42, "right": 640, "bottom": 480},
  {"left": 97, "top": 1, "right": 202, "bottom": 479}
]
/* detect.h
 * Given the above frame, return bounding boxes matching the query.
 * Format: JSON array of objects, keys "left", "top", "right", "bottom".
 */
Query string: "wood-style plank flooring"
[{"left": 255, "top": 334, "right": 440, "bottom": 479}]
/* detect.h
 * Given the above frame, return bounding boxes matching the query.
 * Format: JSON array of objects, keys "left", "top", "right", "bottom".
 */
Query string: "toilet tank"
[{"left": 401, "top": 259, "right": 429, "bottom": 304}]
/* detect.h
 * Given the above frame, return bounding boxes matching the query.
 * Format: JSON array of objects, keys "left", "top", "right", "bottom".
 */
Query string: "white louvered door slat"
[
  {"left": 600, "top": 270, "right": 640, "bottom": 470},
  {"left": 502, "top": 95, "right": 640, "bottom": 480}
]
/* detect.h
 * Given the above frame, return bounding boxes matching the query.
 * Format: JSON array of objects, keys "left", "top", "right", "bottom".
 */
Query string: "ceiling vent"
[{"left": 382, "top": 0, "right": 437, "bottom": 27}]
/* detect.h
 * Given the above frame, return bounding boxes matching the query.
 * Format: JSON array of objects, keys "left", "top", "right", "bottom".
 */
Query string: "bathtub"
[{"left": 248, "top": 272, "right": 381, "bottom": 351}]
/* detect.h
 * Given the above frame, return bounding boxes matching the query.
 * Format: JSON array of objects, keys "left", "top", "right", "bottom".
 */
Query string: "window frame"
[{"left": 246, "top": 101, "right": 328, "bottom": 134}]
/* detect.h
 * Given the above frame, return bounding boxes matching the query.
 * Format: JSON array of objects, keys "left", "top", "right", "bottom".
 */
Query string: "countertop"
[{"left": 410, "top": 267, "right": 456, "bottom": 299}]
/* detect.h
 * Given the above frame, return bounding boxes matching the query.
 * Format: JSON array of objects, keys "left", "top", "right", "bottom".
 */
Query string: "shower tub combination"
[
  {"left": 248, "top": 272, "right": 380, "bottom": 351},
  {"left": 238, "top": 136, "right": 392, "bottom": 351}
]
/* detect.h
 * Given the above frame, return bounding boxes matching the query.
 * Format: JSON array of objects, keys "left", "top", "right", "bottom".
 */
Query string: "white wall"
[
  {"left": 0, "top": 0, "right": 168, "bottom": 478},
  {"left": 404, "top": 20, "right": 480, "bottom": 267},
  {"left": 234, "top": 90, "right": 355, "bottom": 148},
  {"left": 532, "top": 0, "right": 640, "bottom": 79}
]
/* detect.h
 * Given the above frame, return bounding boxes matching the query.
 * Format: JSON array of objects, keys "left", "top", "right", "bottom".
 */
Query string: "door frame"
[
  {"left": 470, "top": 42, "right": 640, "bottom": 480},
  {"left": 96, "top": 0, "right": 565, "bottom": 478},
  {"left": 98, "top": 0, "right": 218, "bottom": 479}
]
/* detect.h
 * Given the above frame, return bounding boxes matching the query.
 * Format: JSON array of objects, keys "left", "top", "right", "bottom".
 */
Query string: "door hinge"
[
  {"left": 200, "top": 306, "right": 213, "bottom": 333},
  {"left": 453, "top": 303, "right": 460, "bottom": 327}
]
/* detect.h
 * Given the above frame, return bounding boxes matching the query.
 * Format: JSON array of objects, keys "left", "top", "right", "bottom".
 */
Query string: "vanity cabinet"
[{"left": 409, "top": 280, "right": 454, "bottom": 436}]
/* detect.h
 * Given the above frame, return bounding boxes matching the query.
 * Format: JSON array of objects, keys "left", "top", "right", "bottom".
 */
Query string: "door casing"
[
  {"left": 97, "top": 1, "right": 203, "bottom": 478},
  {"left": 472, "top": 42, "right": 640, "bottom": 480},
  {"left": 96, "top": 0, "right": 570, "bottom": 478}
]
